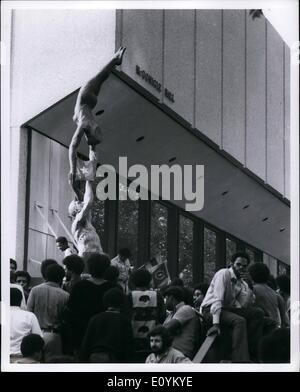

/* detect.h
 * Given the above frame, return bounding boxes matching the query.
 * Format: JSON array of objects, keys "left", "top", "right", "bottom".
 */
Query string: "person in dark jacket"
[
  {"left": 66, "top": 253, "right": 114, "bottom": 353},
  {"left": 80, "top": 288, "right": 133, "bottom": 363}
]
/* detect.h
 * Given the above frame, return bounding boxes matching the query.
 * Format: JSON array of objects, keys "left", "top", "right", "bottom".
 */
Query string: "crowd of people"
[{"left": 9, "top": 249, "right": 291, "bottom": 364}]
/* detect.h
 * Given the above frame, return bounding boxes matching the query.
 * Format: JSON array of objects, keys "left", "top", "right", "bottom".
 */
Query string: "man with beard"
[
  {"left": 200, "top": 252, "right": 264, "bottom": 362},
  {"left": 145, "top": 325, "right": 191, "bottom": 363}
]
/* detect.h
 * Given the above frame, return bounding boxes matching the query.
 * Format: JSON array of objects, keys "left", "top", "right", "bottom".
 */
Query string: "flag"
[
  {"left": 75, "top": 158, "right": 96, "bottom": 181},
  {"left": 144, "top": 255, "right": 171, "bottom": 289}
]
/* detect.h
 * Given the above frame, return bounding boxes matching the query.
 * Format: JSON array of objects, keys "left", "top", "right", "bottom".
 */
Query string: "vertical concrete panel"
[
  {"left": 15, "top": 128, "right": 28, "bottom": 267},
  {"left": 223, "top": 10, "right": 246, "bottom": 163},
  {"left": 284, "top": 44, "right": 290, "bottom": 200},
  {"left": 46, "top": 235, "right": 63, "bottom": 264},
  {"left": 195, "top": 10, "right": 222, "bottom": 145},
  {"left": 121, "top": 10, "right": 163, "bottom": 100},
  {"left": 266, "top": 22, "right": 284, "bottom": 194},
  {"left": 115, "top": 9, "right": 123, "bottom": 50},
  {"left": 27, "top": 229, "right": 47, "bottom": 277},
  {"left": 246, "top": 15, "right": 266, "bottom": 180},
  {"left": 164, "top": 10, "right": 194, "bottom": 123},
  {"left": 28, "top": 132, "right": 50, "bottom": 233}
]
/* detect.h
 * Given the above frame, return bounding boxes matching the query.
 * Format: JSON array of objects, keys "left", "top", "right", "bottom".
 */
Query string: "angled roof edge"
[{"left": 23, "top": 69, "right": 290, "bottom": 208}]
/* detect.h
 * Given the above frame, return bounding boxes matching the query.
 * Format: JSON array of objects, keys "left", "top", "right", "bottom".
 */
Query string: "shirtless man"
[
  {"left": 68, "top": 46, "right": 126, "bottom": 195},
  {"left": 67, "top": 47, "right": 126, "bottom": 258},
  {"left": 68, "top": 146, "right": 103, "bottom": 259}
]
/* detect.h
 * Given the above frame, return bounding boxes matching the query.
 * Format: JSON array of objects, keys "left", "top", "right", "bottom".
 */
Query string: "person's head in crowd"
[
  {"left": 230, "top": 252, "right": 251, "bottom": 279},
  {"left": 148, "top": 325, "right": 173, "bottom": 355},
  {"left": 267, "top": 274, "right": 278, "bottom": 291},
  {"left": 248, "top": 262, "right": 270, "bottom": 284},
  {"left": 63, "top": 255, "right": 85, "bottom": 281},
  {"left": 193, "top": 283, "right": 209, "bottom": 307},
  {"left": 45, "top": 264, "right": 65, "bottom": 286},
  {"left": 40, "top": 259, "right": 58, "bottom": 280},
  {"left": 20, "top": 334, "right": 44, "bottom": 362},
  {"left": 47, "top": 356, "right": 75, "bottom": 363},
  {"left": 259, "top": 328, "right": 290, "bottom": 363},
  {"left": 103, "top": 265, "right": 120, "bottom": 285},
  {"left": 56, "top": 236, "right": 69, "bottom": 252},
  {"left": 131, "top": 268, "right": 152, "bottom": 290},
  {"left": 10, "top": 287, "right": 23, "bottom": 307},
  {"left": 103, "top": 287, "right": 125, "bottom": 310},
  {"left": 10, "top": 258, "right": 17, "bottom": 272},
  {"left": 276, "top": 275, "right": 290, "bottom": 297},
  {"left": 170, "top": 277, "right": 184, "bottom": 287},
  {"left": 87, "top": 253, "right": 110, "bottom": 278},
  {"left": 118, "top": 248, "right": 131, "bottom": 262},
  {"left": 164, "top": 286, "right": 185, "bottom": 311},
  {"left": 15, "top": 271, "right": 32, "bottom": 291},
  {"left": 10, "top": 270, "right": 16, "bottom": 283},
  {"left": 168, "top": 277, "right": 193, "bottom": 306}
]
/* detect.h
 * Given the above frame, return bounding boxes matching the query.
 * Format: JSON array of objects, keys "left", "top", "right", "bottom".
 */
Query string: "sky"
[{"left": 263, "top": 5, "right": 298, "bottom": 48}]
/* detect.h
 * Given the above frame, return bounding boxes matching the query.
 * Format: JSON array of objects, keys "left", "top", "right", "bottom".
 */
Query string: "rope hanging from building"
[{"left": 35, "top": 203, "right": 57, "bottom": 238}]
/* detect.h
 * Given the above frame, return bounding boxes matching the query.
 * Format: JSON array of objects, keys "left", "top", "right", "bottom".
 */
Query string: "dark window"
[
  {"left": 226, "top": 237, "right": 237, "bottom": 264},
  {"left": 150, "top": 202, "right": 168, "bottom": 262},
  {"left": 245, "top": 247, "right": 256, "bottom": 265},
  {"left": 117, "top": 183, "right": 139, "bottom": 266},
  {"left": 277, "top": 260, "right": 290, "bottom": 276},
  {"left": 92, "top": 180, "right": 105, "bottom": 250},
  {"left": 204, "top": 227, "right": 217, "bottom": 283},
  {"left": 178, "top": 215, "right": 193, "bottom": 287}
]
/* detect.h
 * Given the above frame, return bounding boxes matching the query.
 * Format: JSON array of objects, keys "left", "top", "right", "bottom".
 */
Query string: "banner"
[{"left": 144, "top": 255, "right": 171, "bottom": 289}]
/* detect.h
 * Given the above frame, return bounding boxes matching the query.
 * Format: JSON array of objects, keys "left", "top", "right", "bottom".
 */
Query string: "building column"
[{"left": 10, "top": 126, "right": 29, "bottom": 269}]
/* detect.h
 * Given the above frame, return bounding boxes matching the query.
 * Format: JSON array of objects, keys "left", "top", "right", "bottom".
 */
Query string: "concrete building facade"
[{"left": 3, "top": 7, "right": 291, "bottom": 282}]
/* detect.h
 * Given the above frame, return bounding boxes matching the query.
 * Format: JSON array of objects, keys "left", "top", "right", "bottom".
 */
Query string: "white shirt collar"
[{"left": 229, "top": 267, "right": 239, "bottom": 281}]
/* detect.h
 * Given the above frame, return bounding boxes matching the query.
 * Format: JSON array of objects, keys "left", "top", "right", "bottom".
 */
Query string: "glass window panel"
[
  {"left": 178, "top": 215, "right": 193, "bottom": 287},
  {"left": 204, "top": 227, "right": 217, "bottom": 283},
  {"left": 277, "top": 260, "right": 290, "bottom": 276},
  {"left": 150, "top": 202, "right": 168, "bottom": 263},
  {"left": 91, "top": 180, "right": 105, "bottom": 250},
  {"left": 226, "top": 238, "right": 237, "bottom": 265},
  {"left": 118, "top": 184, "right": 139, "bottom": 266},
  {"left": 263, "top": 253, "right": 278, "bottom": 277},
  {"left": 245, "top": 247, "right": 255, "bottom": 265}
]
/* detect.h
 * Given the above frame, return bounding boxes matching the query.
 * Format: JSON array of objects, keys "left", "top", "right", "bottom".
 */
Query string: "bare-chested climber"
[
  {"left": 68, "top": 146, "right": 103, "bottom": 259},
  {"left": 68, "top": 46, "right": 126, "bottom": 195},
  {"left": 67, "top": 46, "right": 126, "bottom": 259}
]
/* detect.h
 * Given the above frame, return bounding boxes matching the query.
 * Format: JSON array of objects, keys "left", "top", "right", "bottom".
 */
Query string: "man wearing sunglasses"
[{"left": 200, "top": 252, "right": 264, "bottom": 363}]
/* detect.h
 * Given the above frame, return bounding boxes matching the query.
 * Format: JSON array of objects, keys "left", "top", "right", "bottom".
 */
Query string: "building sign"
[{"left": 136, "top": 65, "right": 175, "bottom": 103}]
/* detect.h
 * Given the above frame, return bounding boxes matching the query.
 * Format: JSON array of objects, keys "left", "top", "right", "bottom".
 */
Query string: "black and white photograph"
[{"left": 1, "top": 0, "right": 299, "bottom": 373}]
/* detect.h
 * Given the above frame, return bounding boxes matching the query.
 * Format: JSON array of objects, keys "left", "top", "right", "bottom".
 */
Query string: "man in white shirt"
[
  {"left": 200, "top": 252, "right": 264, "bottom": 362},
  {"left": 10, "top": 288, "right": 42, "bottom": 362},
  {"left": 27, "top": 264, "right": 69, "bottom": 361}
]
